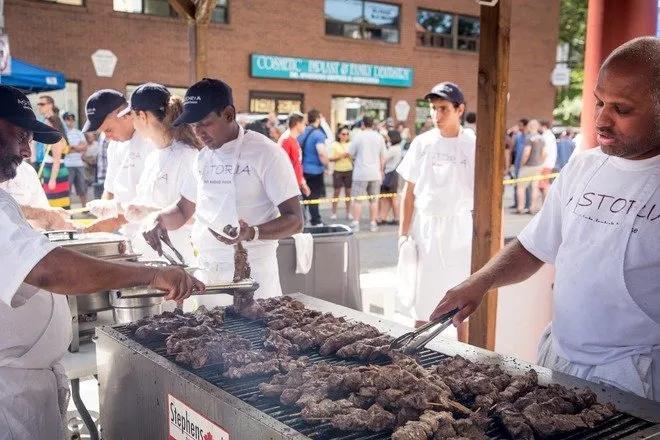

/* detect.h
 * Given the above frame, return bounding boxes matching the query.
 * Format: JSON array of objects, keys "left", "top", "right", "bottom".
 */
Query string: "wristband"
[{"left": 249, "top": 226, "right": 259, "bottom": 241}]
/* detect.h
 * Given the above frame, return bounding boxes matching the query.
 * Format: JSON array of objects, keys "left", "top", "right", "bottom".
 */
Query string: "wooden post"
[
  {"left": 169, "top": 0, "right": 214, "bottom": 83},
  {"left": 468, "top": 0, "right": 512, "bottom": 350},
  {"left": 194, "top": 23, "right": 209, "bottom": 81}
]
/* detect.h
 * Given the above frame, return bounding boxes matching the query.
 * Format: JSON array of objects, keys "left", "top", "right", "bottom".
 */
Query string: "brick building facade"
[{"left": 5, "top": 0, "right": 560, "bottom": 131}]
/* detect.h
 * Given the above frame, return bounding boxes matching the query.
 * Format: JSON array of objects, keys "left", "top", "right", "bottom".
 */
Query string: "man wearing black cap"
[
  {"left": 0, "top": 84, "right": 204, "bottom": 440},
  {"left": 81, "top": 89, "right": 154, "bottom": 235},
  {"left": 396, "top": 81, "right": 476, "bottom": 326},
  {"left": 143, "top": 78, "right": 303, "bottom": 307}
]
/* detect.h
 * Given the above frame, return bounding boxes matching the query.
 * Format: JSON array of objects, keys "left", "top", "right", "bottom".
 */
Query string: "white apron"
[
  {"left": 399, "top": 139, "right": 473, "bottom": 321},
  {"left": 537, "top": 156, "right": 660, "bottom": 401},
  {"left": 0, "top": 286, "right": 72, "bottom": 440},
  {"left": 186, "top": 129, "right": 282, "bottom": 310}
]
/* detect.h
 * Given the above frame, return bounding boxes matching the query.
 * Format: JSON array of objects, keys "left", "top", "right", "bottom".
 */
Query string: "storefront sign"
[
  {"left": 168, "top": 394, "right": 229, "bottom": 440},
  {"left": 251, "top": 54, "right": 413, "bottom": 88}
]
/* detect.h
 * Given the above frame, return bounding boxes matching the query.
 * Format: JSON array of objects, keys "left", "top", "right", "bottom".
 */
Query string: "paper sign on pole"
[{"left": 0, "top": 34, "right": 11, "bottom": 76}]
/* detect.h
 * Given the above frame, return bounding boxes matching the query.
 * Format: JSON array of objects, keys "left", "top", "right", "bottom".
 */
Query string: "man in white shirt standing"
[
  {"left": 63, "top": 112, "right": 88, "bottom": 207},
  {"left": 349, "top": 116, "right": 386, "bottom": 232},
  {"left": 143, "top": 78, "right": 303, "bottom": 305},
  {"left": 81, "top": 89, "right": 154, "bottom": 235},
  {"left": 539, "top": 119, "right": 557, "bottom": 201},
  {"left": 431, "top": 37, "right": 660, "bottom": 402}
]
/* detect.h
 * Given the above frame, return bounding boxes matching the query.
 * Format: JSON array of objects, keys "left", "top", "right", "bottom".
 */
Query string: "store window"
[
  {"left": 325, "top": 0, "right": 400, "bottom": 44},
  {"left": 125, "top": 84, "right": 188, "bottom": 101},
  {"left": 415, "top": 99, "right": 431, "bottom": 134},
  {"left": 416, "top": 8, "right": 480, "bottom": 52},
  {"left": 38, "top": 0, "right": 84, "bottom": 5},
  {"left": 331, "top": 96, "right": 389, "bottom": 130},
  {"left": 248, "top": 91, "right": 303, "bottom": 116},
  {"left": 113, "top": 0, "right": 228, "bottom": 23}
]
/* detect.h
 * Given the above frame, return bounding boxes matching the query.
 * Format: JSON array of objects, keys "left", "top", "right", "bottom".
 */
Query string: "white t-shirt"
[
  {"left": 181, "top": 128, "right": 300, "bottom": 258},
  {"left": 348, "top": 129, "right": 386, "bottom": 181},
  {"left": 104, "top": 132, "right": 154, "bottom": 204},
  {"left": 132, "top": 141, "right": 197, "bottom": 209},
  {"left": 542, "top": 129, "right": 558, "bottom": 169},
  {"left": 0, "top": 163, "right": 49, "bottom": 208},
  {"left": 519, "top": 148, "right": 660, "bottom": 326},
  {"left": 397, "top": 128, "right": 476, "bottom": 215}
]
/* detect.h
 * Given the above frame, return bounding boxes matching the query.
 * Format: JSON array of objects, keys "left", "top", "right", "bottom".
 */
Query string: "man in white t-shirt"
[
  {"left": 539, "top": 119, "right": 558, "bottom": 201},
  {"left": 348, "top": 115, "right": 386, "bottom": 232},
  {"left": 431, "top": 37, "right": 660, "bottom": 402},
  {"left": 143, "top": 78, "right": 302, "bottom": 304},
  {"left": 0, "top": 161, "right": 73, "bottom": 230},
  {"left": 81, "top": 89, "right": 154, "bottom": 235}
]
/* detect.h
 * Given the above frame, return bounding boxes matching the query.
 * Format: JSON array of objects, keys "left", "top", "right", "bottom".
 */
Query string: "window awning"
[{"left": 0, "top": 59, "right": 66, "bottom": 93}]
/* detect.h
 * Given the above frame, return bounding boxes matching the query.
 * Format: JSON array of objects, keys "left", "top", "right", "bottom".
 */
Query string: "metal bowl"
[{"left": 109, "top": 290, "right": 164, "bottom": 324}]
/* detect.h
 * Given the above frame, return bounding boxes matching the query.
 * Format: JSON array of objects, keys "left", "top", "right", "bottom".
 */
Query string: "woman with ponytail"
[{"left": 119, "top": 83, "right": 201, "bottom": 263}]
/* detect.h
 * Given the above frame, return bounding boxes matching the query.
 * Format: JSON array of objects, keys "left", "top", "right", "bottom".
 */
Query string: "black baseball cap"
[
  {"left": 82, "top": 89, "right": 127, "bottom": 133},
  {"left": 173, "top": 78, "right": 233, "bottom": 127},
  {"left": 0, "top": 85, "right": 62, "bottom": 144},
  {"left": 118, "top": 83, "right": 170, "bottom": 117},
  {"left": 62, "top": 111, "right": 75, "bottom": 120},
  {"left": 424, "top": 82, "right": 465, "bottom": 105}
]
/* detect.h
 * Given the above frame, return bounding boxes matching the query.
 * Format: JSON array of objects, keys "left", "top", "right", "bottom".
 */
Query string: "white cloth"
[
  {"left": 396, "top": 128, "right": 475, "bottom": 320},
  {"left": 180, "top": 126, "right": 300, "bottom": 305},
  {"left": 518, "top": 147, "right": 660, "bottom": 401},
  {"left": 348, "top": 130, "right": 386, "bottom": 181},
  {"left": 541, "top": 129, "right": 557, "bottom": 169},
  {"left": 396, "top": 237, "right": 417, "bottom": 310},
  {"left": 103, "top": 132, "right": 154, "bottom": 204},
  {"left": 128, "top": 141, "right": 198, "bottom": 263},
  {"left": 292, "top": 232, "right": 313, "bottom": 274},
  {"left": 0, "top": 162, "right": 49, "bottom": 208},
  {"left": 64, "top": 128, "right": 86, "bottom": 168},
  {"left": 383, "top": 142, "right": 403, "bottom": 174},
  {"left": 0, "top": 190, "right": 71, "bottom": 440}
]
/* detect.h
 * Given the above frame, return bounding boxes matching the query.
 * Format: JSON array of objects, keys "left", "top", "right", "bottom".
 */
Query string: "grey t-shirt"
[
  {"left": 348, "top": 129, "right": 386, "bottom": 181},
  {"left": 524, "top": 134, "right": 545, "bottom": 167}
]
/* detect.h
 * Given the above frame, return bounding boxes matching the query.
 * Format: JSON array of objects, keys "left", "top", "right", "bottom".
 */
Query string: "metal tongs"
[
  {"left": 116, "top": 278, "right": 260, "bottom": 299},
  {"left": 158, "top": 237, "right": 187, "bottom": 267},
  {"left": 390, "top": 308, "right": 460, "bottom": 355}
]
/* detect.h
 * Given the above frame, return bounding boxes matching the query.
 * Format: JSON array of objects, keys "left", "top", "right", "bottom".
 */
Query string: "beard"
[{"left": 0, "top": 141, "right": 21, "bottom": 182}]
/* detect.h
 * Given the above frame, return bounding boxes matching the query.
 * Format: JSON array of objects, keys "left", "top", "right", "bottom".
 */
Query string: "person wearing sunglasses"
[{"left": 329, "top": 126, "right": 353, "bottom": 220}]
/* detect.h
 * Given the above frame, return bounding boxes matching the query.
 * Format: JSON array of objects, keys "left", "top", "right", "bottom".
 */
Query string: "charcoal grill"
[{"left": 96, "top": 294, "right": 660, "bottom": 440}]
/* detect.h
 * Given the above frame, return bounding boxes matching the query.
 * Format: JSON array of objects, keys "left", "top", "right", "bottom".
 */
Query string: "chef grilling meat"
[
  {"left": 119, "top": 82, "right": 201, "bottom": 264},
  {"left": 0, "top": 85, "right": 205, "bottom": 440},
  {"left": 143, "top": 78, "right": 303, "bottom": 308},
  {"left": 81, "top": 89, "right": 154, "bottom": 239},
  {"left": 432, "top": 37, "right": 660, "bottom": 402}
]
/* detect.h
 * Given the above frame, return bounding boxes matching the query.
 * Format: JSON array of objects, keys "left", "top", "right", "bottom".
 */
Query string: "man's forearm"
[
  {"left": 399, "top": 182, "right": 415, "bottom": 237},
  {"left": 253, "top": 213, "right": 303, "bottom": 240},
  {"left": 159, "top": 204, "right": 190, "bottom": 231},
  {"left": 472, "top": 239, "right": 544, "bottom": 290},
  {"left": 26, "top": 247, "right": 157, "bottom": 295},
  {"left": 20, "top": 206, "right": 51, "bottom": 221}
]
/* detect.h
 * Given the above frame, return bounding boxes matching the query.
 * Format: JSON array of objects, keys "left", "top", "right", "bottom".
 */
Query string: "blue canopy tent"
[{"left": 0, "top": 58, "right": 66, "bottom": 93}]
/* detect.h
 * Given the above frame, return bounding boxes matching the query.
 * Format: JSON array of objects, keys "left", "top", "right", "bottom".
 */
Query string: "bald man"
[{"left": 430, "top": 36, "right": 660, "bottom": 402}]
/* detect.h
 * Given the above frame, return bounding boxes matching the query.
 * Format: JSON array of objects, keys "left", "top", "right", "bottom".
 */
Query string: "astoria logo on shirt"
[{"left": 571, "top": 192, "right": 660, "bottom": 227}]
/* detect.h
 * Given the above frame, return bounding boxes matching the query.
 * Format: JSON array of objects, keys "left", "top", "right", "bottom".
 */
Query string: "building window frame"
[
  {"left": 113, "top": 0, "right": 228, "bottom": 22},
  {"left": 248, "top": 91, "right": 304, "bottom": 115},
  {"left": 330, "top": 95, "right": 391, "bottom": 129},
  {"left": 416, "top": 8, "right": 480, "bottom": 52},
  {"left": 33, "top": 0, "right": 85, "bottom": 6},
  {"left": 325, "top": 0, "right": 401, "bottom": 45}
]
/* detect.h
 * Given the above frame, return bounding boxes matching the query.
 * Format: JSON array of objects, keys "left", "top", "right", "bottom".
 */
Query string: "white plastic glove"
[
  {"left": 124, "top": 203, "right": 158, "bottom": 223},
  {"left": 87, "top": 199, "right": 119, "bottom": 220}
]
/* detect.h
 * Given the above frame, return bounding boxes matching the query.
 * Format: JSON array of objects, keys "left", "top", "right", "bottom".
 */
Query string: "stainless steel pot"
[
  {"left": 109, "top": 290, "right": 164, "bottom": 324},
  {"left": 76, "top": 291, "right": 112, "bottom": 314}
]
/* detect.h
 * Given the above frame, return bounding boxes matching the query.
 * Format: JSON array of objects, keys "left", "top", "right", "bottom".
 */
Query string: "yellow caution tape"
[{"left": 502, "top": 173, "right": 560, "bottom": 185}]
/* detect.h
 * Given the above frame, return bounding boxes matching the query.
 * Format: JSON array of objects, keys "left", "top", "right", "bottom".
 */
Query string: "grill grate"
[{"left": 115, "top": 313, "right": 655, "bottom": 440}]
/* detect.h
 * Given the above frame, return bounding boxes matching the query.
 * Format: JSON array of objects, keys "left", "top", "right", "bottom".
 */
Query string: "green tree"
[{"left": 554, "top": 0, "right": 588, "bottom": 126}]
